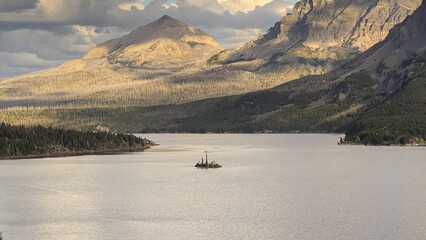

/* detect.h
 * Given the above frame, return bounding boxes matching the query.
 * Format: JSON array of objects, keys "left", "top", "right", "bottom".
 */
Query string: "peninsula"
[{"left": 0, "top": 123, "right": 154, "bottom": 160}]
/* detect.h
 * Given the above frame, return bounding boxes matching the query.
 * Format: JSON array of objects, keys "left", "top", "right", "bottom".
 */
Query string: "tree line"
[{"left": 0, "top": 123, "right": 151, "bottom": 158}]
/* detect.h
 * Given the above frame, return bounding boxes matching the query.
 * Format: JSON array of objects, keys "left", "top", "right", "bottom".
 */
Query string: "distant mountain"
[
  {"left": 0, "top": 15, "right": 231, "bottom": 109},
  {"left": 0, "top": 15, "right": 298, "bottom": 110},
  {"left": 0, "top": 2, "right": 420, "bottom": 110},
  {"left": 83, "top": 15, "right": 221, "bottom": 68}
]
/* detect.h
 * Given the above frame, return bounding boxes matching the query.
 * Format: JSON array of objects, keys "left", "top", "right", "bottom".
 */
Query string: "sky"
[{"left": 0, "top": 0, "right": 297, "bottom": 78}]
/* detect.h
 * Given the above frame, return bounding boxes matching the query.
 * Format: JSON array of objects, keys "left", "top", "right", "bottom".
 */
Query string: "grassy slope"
[
  {"left": 0, "top": 60, "right": 423, "bottom": 140},
  {"left": 0, "top": 70, "right": 386, "bottom": 134}
]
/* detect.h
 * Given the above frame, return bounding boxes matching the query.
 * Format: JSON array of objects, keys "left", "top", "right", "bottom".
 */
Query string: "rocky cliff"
[{"left": 218, "top": 0, "right": 421, "bottom": 65}]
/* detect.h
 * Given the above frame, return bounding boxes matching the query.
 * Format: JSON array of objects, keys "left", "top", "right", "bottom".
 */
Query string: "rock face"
[
  {"left": 341, "top": 0, "right": 426, "bottom": 78},
  {"left": 83, "top": 15, "right": 221, "bottom": 67},
  {"left": 220, "top": 0, "right": 421, "bottom": 63},
  {"left": 386, "top": 0, "right": 426, "bottom": 46}
]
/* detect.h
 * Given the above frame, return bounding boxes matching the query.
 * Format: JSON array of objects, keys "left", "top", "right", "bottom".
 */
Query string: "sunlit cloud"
[
  {"left": 119, "top": 3, "right": 146, "bottom": 11},
  {"left": 218, "top": 0, "right": 274, "bottom": 14}
]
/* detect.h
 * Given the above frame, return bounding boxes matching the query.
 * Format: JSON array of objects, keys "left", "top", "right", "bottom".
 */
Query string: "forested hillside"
[{"left": 344, "top": 53, "right": 426, "bottom": 145}]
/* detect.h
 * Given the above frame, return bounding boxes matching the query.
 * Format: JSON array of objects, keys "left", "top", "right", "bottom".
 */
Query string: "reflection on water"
[{"left": 0, "top": 134, "right": 426, "bottom": 240}]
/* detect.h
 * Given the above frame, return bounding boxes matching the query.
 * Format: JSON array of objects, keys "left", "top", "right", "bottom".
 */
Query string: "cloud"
[
  {"left": 119, "top": 3, "right": 145, "bottom": 11},
  {"left": 0, "top": 52, "right": 62, "bottom": 68},
  {"left": 0, "top": 0, "right": 297, "bottom": 78},
  {"left": 218, "top": 0, "right": 274, "bottom": 14},
  {"left": 0, "top": 0, "right": 39, "bottom": 12},
  {"left": 0, "top": 52, "right": 63, "bottom": 78},
  {"left": 177, "top": 0, "right": 225, "bottom": 13},
  {"left": 208, "top": 27, "right": 265, "bottom": 49}
]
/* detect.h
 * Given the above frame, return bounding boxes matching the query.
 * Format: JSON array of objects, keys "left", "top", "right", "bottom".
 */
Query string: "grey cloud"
[
  {"left": 0, "top": 52, "right": 63, "bottom": 79},
  {"left": 0, "top": 0, "right": 39, "bottom": 12},
  {"left": 207, "top": 27, "right": 264, "bottom": 49},
  {"left": 0, "top": 0, "right": 291, "bottom": 31},
  {"left": 0, "top": 29, "right": 87, "bottom": 60}
]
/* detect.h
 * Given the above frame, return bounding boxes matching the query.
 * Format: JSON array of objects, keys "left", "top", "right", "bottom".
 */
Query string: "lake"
[{"left": 1, "top": 134, "right": 426, "bottom": 239}]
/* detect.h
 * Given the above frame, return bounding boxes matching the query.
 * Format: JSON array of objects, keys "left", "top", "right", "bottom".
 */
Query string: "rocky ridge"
[{"left": 216, "top": 0, "right": 421, "bottom": 65}]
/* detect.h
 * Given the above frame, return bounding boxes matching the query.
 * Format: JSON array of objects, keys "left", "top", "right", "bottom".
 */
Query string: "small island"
[
  {"left": 195, "top": 152, "right": 222, "bottom": 169},
  {"left": 0, "top": 123, "right": 155, "bottom": 160}
]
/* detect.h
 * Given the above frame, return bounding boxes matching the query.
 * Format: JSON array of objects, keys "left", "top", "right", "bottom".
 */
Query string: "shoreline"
[
  {"left": 138, "top": 132, "right": 345, "bottom": 135},
  {"left": 0, "top": 146, "right": 152, "bottom": 161},
  {"left": 339, "top": 141, "right": 426, "bottom": 147}
]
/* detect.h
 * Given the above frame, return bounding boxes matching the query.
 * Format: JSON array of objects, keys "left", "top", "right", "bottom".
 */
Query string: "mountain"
[
  {"left": 83, "top": 15, "right": 221, "bottom": 68},
  {"left": 151, "top": 0, "right": 425, "bottom": 141},
  {"left": 0, "top": 15, "right": 232, "bottom": 109},
  {"left": 213, "top": 0, "right": 421, "bottom": 75},
  {"left": 0, "top": 15, "right": 300, "bottom": 110},
  {"left": 0, "top": 2, "right": 420, "bottom": 110},
  {"left": 344, "top": 0, "right": 426, "bottom": 145}
]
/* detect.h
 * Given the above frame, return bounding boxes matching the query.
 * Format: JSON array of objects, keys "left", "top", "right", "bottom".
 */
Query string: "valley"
[{"left": 0, "top": 0, "right": 425, "bottom": 144}]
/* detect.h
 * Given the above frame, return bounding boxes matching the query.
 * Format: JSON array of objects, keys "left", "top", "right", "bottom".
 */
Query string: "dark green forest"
[
  {"left": 0, "top": 123, "right": 152, "bottom": 159},
  {"left": 344, "top": 55, "right": 426, "bottom": 145}
]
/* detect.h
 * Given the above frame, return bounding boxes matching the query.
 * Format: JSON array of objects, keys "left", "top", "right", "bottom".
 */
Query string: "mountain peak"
[
  {"left": 148, "top": 14, "right": 189, "bottom": 30},
  {"left": 83, "top": 15, "right": 222, "bottom": 67},
  {"left": 155, "top": 14, "right": 181, "bottom": 24},
  {"left": 160, "top": 14, "right": 173, "bottom": 20}
]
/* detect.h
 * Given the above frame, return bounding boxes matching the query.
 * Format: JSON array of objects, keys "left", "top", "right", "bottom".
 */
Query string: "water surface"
[{"left": 1, "top": 134, "right": 425, "bottom": 239}]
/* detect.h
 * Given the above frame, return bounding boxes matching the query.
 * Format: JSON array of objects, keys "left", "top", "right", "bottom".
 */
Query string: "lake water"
[{"left": 1, "top": 134, "right": 426, "bottom": 239}]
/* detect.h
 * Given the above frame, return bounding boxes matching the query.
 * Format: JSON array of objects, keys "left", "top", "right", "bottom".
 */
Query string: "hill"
[{"left": 344, "top": 56, "right": 426, "bottom": 145}]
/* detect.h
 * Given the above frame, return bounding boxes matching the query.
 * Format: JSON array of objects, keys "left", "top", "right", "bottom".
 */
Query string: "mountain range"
[
  {"left": 0, "top": 0, "right": 425, "bottom": 144},
  {"left": 0, "top": 0, "right": 420, "bottom": 109}
]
